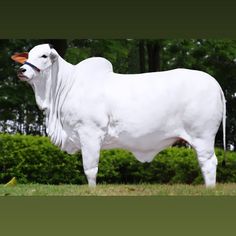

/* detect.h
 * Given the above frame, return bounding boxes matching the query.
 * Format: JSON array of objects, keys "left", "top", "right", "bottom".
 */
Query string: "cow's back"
[{"left": 105, "top": 68, "right": 222, "bottom": 128}]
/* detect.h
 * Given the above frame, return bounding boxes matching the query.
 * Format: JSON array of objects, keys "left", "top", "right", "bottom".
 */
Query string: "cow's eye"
[{"left": 41, "top": 55, "right": 47, "bottom": 58}]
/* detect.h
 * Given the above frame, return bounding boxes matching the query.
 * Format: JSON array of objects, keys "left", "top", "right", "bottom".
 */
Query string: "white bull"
[{"left": 14, "top": 44, "right": 226, "bottom": 187}]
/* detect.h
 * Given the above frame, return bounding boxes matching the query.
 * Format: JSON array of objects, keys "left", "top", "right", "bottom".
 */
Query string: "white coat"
[{"left": 17, "top": 44, "right": 226, "bottom": 187}]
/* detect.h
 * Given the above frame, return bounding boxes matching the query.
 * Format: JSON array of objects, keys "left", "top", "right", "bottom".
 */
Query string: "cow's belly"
[{"left": 102, "top": 130, "right": 178, "bottom": 163}]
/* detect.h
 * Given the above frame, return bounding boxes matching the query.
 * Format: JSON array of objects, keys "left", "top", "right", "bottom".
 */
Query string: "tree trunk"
[
  {"left": 147, "top": 41, "right": 161, "bottom": 72},
  {"left": 139, "top": 40, "right": 145, "bottom": 73}
]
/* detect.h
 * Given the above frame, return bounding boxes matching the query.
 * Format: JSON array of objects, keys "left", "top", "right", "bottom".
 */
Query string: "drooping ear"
[
  {"left": 50, "top": 48, "right": 58, "bottom": 62},
  {"left": 11, "top": 52, "right": 28, "bottom": 64}
]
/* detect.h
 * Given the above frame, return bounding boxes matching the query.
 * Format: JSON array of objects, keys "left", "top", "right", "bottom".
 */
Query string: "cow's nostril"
[{"left": 18, "top": 68, "right": 26, "bottom": 73}]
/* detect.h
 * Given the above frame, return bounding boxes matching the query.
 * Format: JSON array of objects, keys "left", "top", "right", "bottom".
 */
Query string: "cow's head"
[
  {"left": 12, "top": 43, "right": 58, "bottom": 82},
  {"left": 12, "top": 44, "right": 60, "bottom": 110}
]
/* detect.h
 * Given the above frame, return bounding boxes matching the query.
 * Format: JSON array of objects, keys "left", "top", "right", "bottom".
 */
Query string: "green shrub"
[
  {"left": 0, "top": 134, "right": 235, "bottom": 184},
  {"left": 0, "top": 134, "right": 85, "bottom": 184}
]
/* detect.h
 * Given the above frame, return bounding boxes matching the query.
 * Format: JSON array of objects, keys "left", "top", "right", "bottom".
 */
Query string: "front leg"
[
  {"left": 82, "top": 145, "right": 100, "bottom": 187},
  {"left": 79, "top": 127, "right": 104, "bottom": 187}
]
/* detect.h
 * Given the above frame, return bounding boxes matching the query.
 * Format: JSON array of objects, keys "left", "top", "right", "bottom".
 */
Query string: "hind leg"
[{"left": 192, "top": 139, "right": 218, "bottom": 188}]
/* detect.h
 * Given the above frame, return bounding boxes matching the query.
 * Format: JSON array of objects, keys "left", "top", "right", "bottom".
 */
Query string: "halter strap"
[{"left": 24, "top": 61, "right": 40, "bottom": 72}]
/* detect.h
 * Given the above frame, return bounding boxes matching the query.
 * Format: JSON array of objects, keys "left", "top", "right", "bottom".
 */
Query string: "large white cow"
[{"left": 12, "top": 44, "right": 226, "bottom": 187}]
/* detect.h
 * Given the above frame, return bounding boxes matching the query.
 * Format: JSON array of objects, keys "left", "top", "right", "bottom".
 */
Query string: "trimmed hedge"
[{"left": 0, "top": 134, "right": 236, "bottom": 184}]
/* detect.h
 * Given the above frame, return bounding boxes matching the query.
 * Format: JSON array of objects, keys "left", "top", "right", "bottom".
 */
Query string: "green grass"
[{"left": 1, "top": 183, "right": 236, "bottom": 196}]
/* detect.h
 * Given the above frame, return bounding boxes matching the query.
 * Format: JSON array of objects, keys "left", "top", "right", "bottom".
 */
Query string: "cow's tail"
[{"left": 221, "top": 89, "right": 227, "bottom": 167}]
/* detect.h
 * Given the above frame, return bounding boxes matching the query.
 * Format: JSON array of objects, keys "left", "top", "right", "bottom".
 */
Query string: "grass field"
[{"left": 1, "top": 183, "right": 236, "bottom": 196}]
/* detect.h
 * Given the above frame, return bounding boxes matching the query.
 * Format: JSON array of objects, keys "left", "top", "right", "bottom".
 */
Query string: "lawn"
[{"left": 1, "top": 183, "right": 236, "bottom": 196}]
